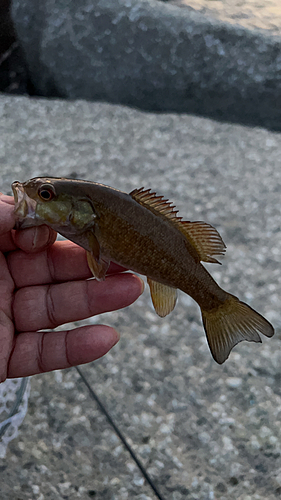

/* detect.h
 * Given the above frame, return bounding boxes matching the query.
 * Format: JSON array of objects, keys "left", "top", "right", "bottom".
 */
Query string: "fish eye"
[{"left": 38, "top": 185, "right": 55, "bottom": 201}]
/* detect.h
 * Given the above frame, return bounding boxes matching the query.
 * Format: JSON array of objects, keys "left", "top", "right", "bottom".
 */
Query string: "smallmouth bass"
[{"left": 12, "top": 177, "right": 274, "bottom": 364}]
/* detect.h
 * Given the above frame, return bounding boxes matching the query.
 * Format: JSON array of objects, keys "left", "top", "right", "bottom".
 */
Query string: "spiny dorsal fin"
[
  {"left": 130, "top": 187, "right": 180, "bottom": 221},
  {"left": 130, "top": 187, "right": 226, "bottom": 264},
  {"left": 180, "top": 221, "right": 226, "bottom": 264}
]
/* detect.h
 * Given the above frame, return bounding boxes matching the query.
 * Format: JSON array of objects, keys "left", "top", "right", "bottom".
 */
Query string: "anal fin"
[{"left": 147, "top": 278, "right": 177, "bottom": 317}]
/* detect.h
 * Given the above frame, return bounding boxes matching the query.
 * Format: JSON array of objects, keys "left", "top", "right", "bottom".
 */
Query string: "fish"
[{"left": 12, "top": 177, "right": 274, "bottom": 364}]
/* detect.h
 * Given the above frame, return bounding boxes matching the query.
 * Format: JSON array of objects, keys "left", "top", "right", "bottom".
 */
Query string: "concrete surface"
[
  {"left": 0, "top": 94, "right": 281, "bottom": 499},
  {"left": 10, "top": 0, "right": 281, "bottom": 130}
]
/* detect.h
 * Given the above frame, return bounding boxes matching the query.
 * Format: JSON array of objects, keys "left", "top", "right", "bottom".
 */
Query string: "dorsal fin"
[
  {"left": 180, "top": 221, "right": 226, "bottom": 264},
  {"left": 129, "top": 187, "right": 226, "bottom": 264},
  {"left": 129, "top": 187, "right": 180, "bottom": 221}
]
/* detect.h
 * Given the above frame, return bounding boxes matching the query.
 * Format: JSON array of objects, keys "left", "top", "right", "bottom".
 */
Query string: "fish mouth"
[{"left": 12, "top": 181, "right": 38, "bottom": 229}]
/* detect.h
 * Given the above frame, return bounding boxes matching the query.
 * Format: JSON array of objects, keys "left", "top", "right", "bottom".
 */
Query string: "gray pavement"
[{"left": 1, "top": 94, "right": 281, "bottom": 499}]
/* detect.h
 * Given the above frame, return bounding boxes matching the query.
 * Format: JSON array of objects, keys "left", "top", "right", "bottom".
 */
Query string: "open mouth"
[{"left": 12, "top": 181, "right": 38, "bottom": 229}]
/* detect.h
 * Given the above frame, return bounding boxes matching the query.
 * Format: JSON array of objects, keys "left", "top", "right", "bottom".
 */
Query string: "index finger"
[{"left": 8, "top": 240, "right": 128, "bottom": 288}]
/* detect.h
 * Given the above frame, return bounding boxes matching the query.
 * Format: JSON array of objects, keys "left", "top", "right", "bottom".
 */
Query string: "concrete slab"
[
  {"left": 10, "top": 0, "right": 281, "bottom": 130},
  {"left": 0, "top": 94, "right": 281, "bottom": 499}
]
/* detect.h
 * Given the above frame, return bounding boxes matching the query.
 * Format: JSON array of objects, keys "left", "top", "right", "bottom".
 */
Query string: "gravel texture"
[{"left": 0, "top": 94, "right": 281, "bottom": 499}]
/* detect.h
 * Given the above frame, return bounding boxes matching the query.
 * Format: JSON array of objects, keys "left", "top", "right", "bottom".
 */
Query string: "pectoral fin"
[
  {"left": 147, "top": 278, "right": 177, "bottom": 317},
  {"left": 87, "top": 251, "right": 110, "bottom": 281},
  {"left": 86, "top": 231, "right": 109, "bottom": 281},
  {"left": 86, "top": 231, "right": 101, "bottom": 261}
]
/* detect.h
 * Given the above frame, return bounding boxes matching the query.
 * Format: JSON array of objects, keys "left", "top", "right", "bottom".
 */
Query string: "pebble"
[{"left": 226, "top": 377, "right": 242, "bottom": 388}]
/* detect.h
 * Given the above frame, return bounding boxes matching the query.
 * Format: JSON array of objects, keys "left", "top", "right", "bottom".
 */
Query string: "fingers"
[
  {"left": 8, "top": 240, "right": 90, "bottom": 287},
  {"left": 13, "top": 226, "right": 57, "bottom": 253},
  {"left": 7, "top": 325, "right": 119, "bottom": 378},
  {"left": 8, "top": 240, "right": 127, "bottom": 288},
  {"left": 0, "top": 253, "right": 17, "bottom": 382},
  {"left": 14, "top": 273, "right": 144, "bottom": 332}
]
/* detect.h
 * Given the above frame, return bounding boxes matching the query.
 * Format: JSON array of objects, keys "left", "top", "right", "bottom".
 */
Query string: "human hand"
[{"left": 0, "top": 193, "right": 144, "bottom": 382}]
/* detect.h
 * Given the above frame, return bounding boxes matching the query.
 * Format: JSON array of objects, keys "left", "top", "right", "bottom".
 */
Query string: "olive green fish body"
[
  {"left": 97, "top": 209, "right": 227, "bottom": 309},
  {"left": 12, "top": 177, "right": 274, "bottom": 364},
  {"left": 26, "top": 179, "right": 204, "bottom": 291},
  {"left": 63, "top": 182, "right": 225, "bottom": 303},
  {"left": 90, "top": 187, "right": 228, "bottom": 311}
]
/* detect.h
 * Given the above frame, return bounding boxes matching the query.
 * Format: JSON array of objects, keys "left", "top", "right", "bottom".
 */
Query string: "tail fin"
[{"left": 201, "top": 294, "right": 274, "bottom": 364}]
